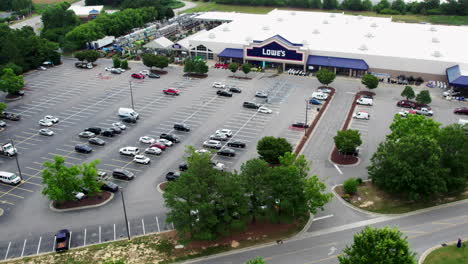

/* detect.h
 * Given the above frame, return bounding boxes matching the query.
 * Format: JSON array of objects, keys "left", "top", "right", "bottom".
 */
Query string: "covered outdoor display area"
[{"left": 307, "top": 55, "right": 369, "bottom": 77}]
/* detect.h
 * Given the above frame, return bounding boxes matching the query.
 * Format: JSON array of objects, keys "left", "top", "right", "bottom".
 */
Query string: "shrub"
[
  {"left": 343, "top": 178, "right": 359, "bottom": 195},
  {"left": 356, "top": 178, "right": 363, "bottom": 185},
  {"left": 120, "top": 60, "right": 128, "bottom": 69},
  {"left": 342, "top": 194, "right": 351, "bottom": 202},
  {"left": 379, "top": 8, "right": 401, "bottom": 15}
]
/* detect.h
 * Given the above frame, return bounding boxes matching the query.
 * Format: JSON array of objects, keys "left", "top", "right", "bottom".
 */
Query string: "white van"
[
  {"left": 118, "top": 108, "right": 139, "bottom": 119},
  {"left": 0, "top": 171, "right": 21, "bottom": 185},
  {"left": 311, "top": 92, "right": 328, "bottom": 100},
  {"left": 356, "top": 97, "right": 373, "bottom": 106}
]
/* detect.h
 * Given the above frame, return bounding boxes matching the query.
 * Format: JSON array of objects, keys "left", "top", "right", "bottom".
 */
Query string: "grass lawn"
[
  {"left": 168, "top": 0, "right": 185, "bottom": 9},
  {"left": 423, "top": 242, "right": 468, "bottom": 264},
  {"left": 183, "top": 2, "right": 468, "bottom": 25},
  {"left": 33, "top": 0, "right": 80, "bottom": 14},
  {"left": 335, "top": 182, "right": 468, "bottom": 214}
]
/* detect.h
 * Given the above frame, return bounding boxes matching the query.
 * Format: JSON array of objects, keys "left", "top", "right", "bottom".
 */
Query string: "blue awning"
[
  {"left": 446, "top": 65, "right": 468, "bottom": 88},
  {"left": 218, "top": 48, "right": 243, "bottom": 59},
  {"left": 307, "top": 55, "right": 369, "bottom": 71}
]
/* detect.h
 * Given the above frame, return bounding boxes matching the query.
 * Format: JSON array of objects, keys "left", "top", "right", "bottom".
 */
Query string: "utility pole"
[
  {"left": 120, "top": 189, "right": 131, "bottom": 240},
  {"left": 9, "top": 138, "right": 23, "bottom": 182},
  {"left": 304, "top": 99, "right": 309, "bottom": 136},
  {"left": 129, "top": 81, "right": 135, "bottom": 110}
]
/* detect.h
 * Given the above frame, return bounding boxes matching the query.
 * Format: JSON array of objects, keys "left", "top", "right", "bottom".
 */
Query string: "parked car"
[
  {"left": 203, "top": 140, "right": 222, "bottom": 149},
  {"left": 144, "top": 147, "right": 162, "bottom": 155},
  {"left": 149, "top": 142, "right": 166, "bottom": 151},
  {"left": 163, "top": 88, "right": 179, "bottom": 96},
  {"left": 85, "top": 127, "right": 102, "bottom": 135},
  {"left": 217, "top": 90, "right": 233, "bottom": 97},
  {"left": 100, "top": 181, "right": 119, "bottom": 192},
  {"left": 121, "top": 116, "right": 137, "bottom": 123},
  {"left": 311, "top": 92, "right": 328, "bottom": 100},
  {"left": 160, "top": 133, "right": 179, "bottom": 143},
  {"left": 148, "top": 73, "right": 160, "bottom": 78},
  {"left": 309, "top": 98, "right": 322, "bottom": 105},
  {"left": 55, "top": 229, "right": 71, "bottom": 252},
  {"left": 415, "top": 107, "right": 434, "bottom": 116},
  {"left": 229, "top": 87, "right": 242, "bottom": 93},
  {"left": 140, "top": 70, "right": 150, "bottom": 75},
  {"left": 0, "top": 120, "right": 5, "bottom": 127},
  {"left": 119, "top": 147, "right": 139, "bottom": 156},
  {"left": 78, "top": 131, "right": 95, "bottom": 138},
  {"left": 398, "top": 109, "right": 417, "bottom": 117},
  {"left": 112, "top": 122, "right": 126, "bottom": 130},
  {"left": 165, "top": 171, "right": 180, "bottom": 181},
  {"left": 396, "top": 100, "right": 430, "bottom": 110},
  {"left": 139, "top": 136, "right": 156, "bottom": 144},
  {"left": 1, "top": 112, "right": 21, "bottom": 121},
  {"left": 44, "top": 115, "right": 59, "bottom": 123},
  {"left": 133, "top": 155, "right": 150, "bottom": 164},
  {"left": 317, "top": 87, "right": 332, "bottom": 93},
  {"left": 110, "top": 68, "right": 122, "bottom": 74},
  {"left": 258, "top": 106, "right": 272, "bottom": 114},
  {"left": 131, "top": 73, "right": 145, "bottom": 79},
  {"left": 227, "top": 140, "right": 246, "bottom": 148},
  {"left": 75, "top": 144, "right": 92, "bottom": 154},
  {"left": 216, "top": 129, "right": 233, "bottom": 137},
  {"left": 12, "top": 90, "right": 25, "bottom": 96},
  {"left": 180, "top": 160, "right": 227, "bottom": 172},
  {"left": 156, "top": 138, "right": 173, "bottom": 147},
  {"left": 39, "top": 128, "right": 54, "bottom": 136},
  {"left": 210, "top": 133, "right": 228, "bottom": 141},
  {"left": 292, "top": 122, "right": 309, "bottom": 128},
  {"left": 217, "top": 147, "right": 236, "bottom": 157},
  {"left": 195, "top": 149, "right": 210, "bottom": 154},
  {"left": 39, "top": 119, "right": 53, "bottom": 127},
  {"left": 88, "top": 137, "right": 105, "bottom": 146},
  {"left": 108, "top": 127, "right": 121, "bottom": 134},
  {"left": 213, "top": 82, "right": 225, "bottom": 88},
  {"left": 352, "top": 111, "right": 370, "bottom": 120},
  {"left": 174, "top": 123, "right": 190, "bottom": 132},
  {"left": 454, "top": 107, "right": 468, "bottom": 115},
  {"left": 243, "top": 101, "right": 260, "bottom": 109},
  {"left": 112, "top": 168, "right": 134, "bottom": 180},
  {"left": 101, "top": 129, "right": 114, "bottom": 137},
  {"left": 255, "top": 91, "right": 268, "bottom": 98},
  {"left": 356, "top": 98, "right": 373, "bottom": 106}
]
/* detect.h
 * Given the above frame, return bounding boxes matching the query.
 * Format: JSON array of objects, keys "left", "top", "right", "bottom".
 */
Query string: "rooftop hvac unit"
[
  {"left": 277, "top": 17, "right": 283, "bottom": 22},
  {"left": 323, "top": 19, "right": 329, "bottom": 24},
  {"left": 371, "top": 22, "right": 378, "bottom": 28},
  {"left": 208, "top": 33, "right": 215, "bottom": 39},
  {"left": 222, "top": 26, "right": 230, "bottom": 32},
  {"left": 359, "top": 44, "right": 368, "bottom": 51},
  {"left": 290, "top": 11, "right": 296, "bottom": 16},
  {"left": 330, "top": 13, "right": 336, "bottom": 18},
  {"left": 357, "top": 15, "right": 363, "bottom": 20},
  {"left": 430, "top": 26, "right": 437, "bottom": 32},
  {"left": 262, "top": 25, "right": 270, "bottom": 30},
  {"left": 313, "top": 29, "right": 320, "bottom": 34},
  {"left": 432, "top": 37, "right": 439, "bottom": 43},
  {"left": 432, "top": 50, "right": 442, "bottom": 57}
]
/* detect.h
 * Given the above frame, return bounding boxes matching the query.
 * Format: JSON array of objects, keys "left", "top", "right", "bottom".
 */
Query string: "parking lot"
[{"left": 0, "top": 60, "right": 318, "bottom": 260}]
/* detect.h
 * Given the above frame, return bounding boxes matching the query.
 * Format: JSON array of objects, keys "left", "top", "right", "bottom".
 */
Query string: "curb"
[
  {"left": 418, "top": 238, "right": 467, "bottom": 264},
  {"left": 49, "top": 193, "right": 114, "bottom": 212},
  {"left": 328, "top": 147, "right": 361, "bottom": 168},
  {"left": 331, "top": 184, "right": 381, "bottom": 217},
  {"left": 296, "top": 213, "right": 314, "bottom": 237},
  {"left": 156, "top": 182, "right": 165, "bottom": 194}
]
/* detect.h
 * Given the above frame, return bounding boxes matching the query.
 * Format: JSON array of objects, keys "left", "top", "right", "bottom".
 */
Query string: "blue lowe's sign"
[{"left": 246, "top": 41, "right": 303, "bottom": 61}]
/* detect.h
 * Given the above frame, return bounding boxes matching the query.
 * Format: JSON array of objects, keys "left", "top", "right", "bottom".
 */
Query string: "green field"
[
  {"left": 183, "top": 2, "right": 468, "bottom": 25},
  {"left": 424, "top": 242, "right": 468, "bottom": 264}
]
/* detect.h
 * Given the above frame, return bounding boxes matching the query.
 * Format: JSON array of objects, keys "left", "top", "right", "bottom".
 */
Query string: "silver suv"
[{"left": 203, "top": 140, "right": 222, "bottom": 149}]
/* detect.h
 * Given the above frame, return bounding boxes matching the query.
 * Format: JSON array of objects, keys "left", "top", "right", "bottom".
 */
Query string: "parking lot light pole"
[
  {"left": 304, "top": 99, "right": 309, "bottom": 136},
  {"left": 129, "top": 81, "right": 135, "bottom": 110},
  {"left": 120, "top": 189, "right": 131, "bottom": 240},
  {"left": 9, "top": 138, "right": 23, "bottom": 182}
]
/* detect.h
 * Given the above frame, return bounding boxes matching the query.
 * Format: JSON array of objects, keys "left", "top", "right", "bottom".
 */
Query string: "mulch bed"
[
  {"left": 159, "top": 182, "right": 167, "bottom": 192},
  {"left": 183, "top": 73, "right": 208, "bottom": 79},
  {"left": 151, "top": 69, "right": 168, "bottom": 75},
  {"left": 53, "top": 191, "right": 112, "bottom": 210},
  {"left": 228, "top": 75, "right": 252, "bottom": 80},
  {"left": 4, "top": 94, "right": 21, "bottom": 100},
  {"left": 331, "top": 147, "right": 359, "bottom": 165}
]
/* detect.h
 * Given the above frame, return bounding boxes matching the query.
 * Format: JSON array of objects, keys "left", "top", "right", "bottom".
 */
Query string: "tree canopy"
[
  {"left": 257, "top": 136, "right": 293, "bottom": 165},
  {"left": 0, "top": 68, "right": 24, "bottom": 94},
  {"left": 241, "top": 63, "right": 251, "bottom": 77},
  {"left": 415, "top": 90, "right": 432, "bottom": 105},
  {"left": 339, "top": 226, "right": 417, "bottom": 264},
  {"left": 316, "top": 68, "right": 336, "bottom": 86},
  {"left": 41, "top": 2, "right": 80, "bottom": 45},
  {"left": 334, "top": 129, "right": 362, "bottom": 155},
  {"left": 401, "top": 86, "right": 415, "bottom": 100},
  {"left": 361, "top": 74, "right": 379, "bottom": 90},
  {"left": 229, "top": 62, "right": 238, "bottom": 75},
  {"left": 183, "top": 57, "right": 208, "bottom": 75},
  {"left": 0, "top": 102, "right": 7, "bottom": 114},
  {"left": 42, "top": 156, "right": 83, "bottom": 203}
]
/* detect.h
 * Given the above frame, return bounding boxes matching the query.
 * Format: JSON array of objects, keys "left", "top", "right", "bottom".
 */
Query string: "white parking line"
[
  {"left": 128, "top": 221, "right": 131, "bottom": 237},
  {"left": 156, "top": 217, "right": 160, "bottom": 233},
  {"left": 113, "top": 224, "right": 116, "bottom": 241},
  {"left": 333, "top": 164, "right": 343, "bottom": 175},
  {"left": 21, "top": 239, "right": 27, "bottom": 257},
  {"left": 83, "top": 228, "right": 87, "bottom": 246},
  {"left": 312, "top": 214, "right": 334, "bottom": 222},
  {"left": 142, "top": 219, "right": 146, "bottom": 235},
  {"left": 52, "top": 236, "right": 56, "bottom": 251},
  {"left": 4, "top": 241, "right": 10, "bottom": 260},
  {"left": 99, "top": 226, "right": 101, "bottom": 243},
  {"left": 36, "top": 237, "right": 42, "bottom": 255},
  {"left": 69, "top": 231, "right": 72, "bottom": 249}
]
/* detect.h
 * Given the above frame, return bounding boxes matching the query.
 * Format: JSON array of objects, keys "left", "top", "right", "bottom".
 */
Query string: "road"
[{"left": 175, "top": 1, "right": 198, "bottom": 14}]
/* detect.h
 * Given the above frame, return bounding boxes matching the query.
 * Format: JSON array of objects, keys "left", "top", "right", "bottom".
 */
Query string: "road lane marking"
[
  {"left": 333, "top": 164, "right": 343, "bottom": 175},
  {"left": 36, "top": 237, "right": 42, "bottom": 255},
  {"left": 99, "top": 226, "right": 101, "bottom": 243},
  {"left": 128, "top": 221, "right": 131, "bottom": 237},
  {"left": 0, "top": 183, "right": 33, "bottom": 192},
  {"left": 4, "top": 241, "right": 10, "bottom": 260},
  {"left": 84, "top": 229, "right": 87, "bottom": 246},
  {"left": 113, "top": 224, "right": 116, "bottom": 241},
  {"left": 264, "top": 242, "right": 337, "bottom": 261},
  {"left": 432, "top": 221, "right": 456, "bottom": 226},
  {"left": 305, "top": 254, "right": 342, "bottom": 264},
  {"left": 0, "top": 191, "right": 24, "bottom": 199},
  {"left": 312, "top": 215, "right": 334, "bottom": 222}
]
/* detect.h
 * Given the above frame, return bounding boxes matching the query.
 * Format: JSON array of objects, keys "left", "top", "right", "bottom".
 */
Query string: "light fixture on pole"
[
  {"left": 129, "top": 81, "right": 135, "bottom": 110},
  {"left": 304, "top": 99, "right": 309, "bottom": 136}
]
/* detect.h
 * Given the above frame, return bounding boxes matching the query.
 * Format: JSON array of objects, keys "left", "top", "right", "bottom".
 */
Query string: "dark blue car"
[{"left": 309, "top": 99, "right": 322, "bottom": 105}]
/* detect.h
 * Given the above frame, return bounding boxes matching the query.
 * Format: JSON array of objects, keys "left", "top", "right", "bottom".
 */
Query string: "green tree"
[
  {"left": 415, "top": 90, "right": 431, "bottom": 105},
  {"left": 245, "top": 257, "right": 265, "bottom": 264},
  {"left": 194, "top": 59, "right": 209, "bottom": 75},
  {"left": 11, "top": 0, "right": 32, "bottom": 12},
  {"left": 401, "top": 85, "right": 415, "bottom": 100},
  {"left": 0, "top": 68, "right": 24, "bottom": 94},
  {"left": 81, "top": 160, "right": 101, "bottom": 196},
  {"left": 339, "top": 226, "right": 416, "bottom": 264},
  {"left": 361, "top": 73, "right": 379, "bottom": 90},
  {"left": 334, "top": 129, "right": 362, "bottom": 155},
  {"left": 310, "top": 0, "right": 323, "bottom": 8},
  {"left": 74, "top": 51, "right": 86, "bottom": 61},
  {"left": 42, "top": 156, "right": 82, "bottom": 203},
  {"left": 154, "top": 55, "right": 169, "bottom": 70},
  {"left": 83, "top": 50, "right": 100, "bottom": 63},
  {"left": 155, "top": 238, "right": 174, "bottom": 259},
  {"left": 0, "top": 102, "right": 7, "bottom": 114},
  {"left": 257, "top": 136, "right": 293, "bottom": 165},
  {"left": 362, "top": 0, "right": 373, "bottom": 10},
  {"left": 316, "top": 68, "right": 336, "bottom": 87},
  {"left": 120, "top": 59, "right": 128, "bottom": 69},
  {"left": 343, "top": 178, "right": 359, "bottom": 194},
  {"left": 388, "top": 114, "right": 440, "bottom": 141},
  {"left": 368, "top": 134, "right": 448, "bottom": 200},
  {"left": 142, "top": 53, "right": 158, "bottom": 69},
  {"left": 323, "top": 0, "right": 339, "bottom": 9},
  {"left": 229, "top": 62, "right": 238, "bottom": 76},
  {"left": 304, "top": 174, "right": 333, "bottom": 214},
  {"left": 113, "top": 55, "right": 121, "bottom": 68},
  {"left": 241, "top": 63, "right": 251, "bottom": 77},
  {"left": 391, "top": 0, "right": 407, "bottom": 13},
  {"left": 374, "top": 0, "right": 391, "bottom": 13},
  {"left": 0, "top": 63, "right": 22, "bottom": 75},
  {"left": 183, "top": 58, "right": 195, "bottom": 74}
]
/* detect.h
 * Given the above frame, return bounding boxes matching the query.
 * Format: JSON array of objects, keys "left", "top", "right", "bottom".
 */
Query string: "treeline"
[
  {"left": 0, "top": 0, "right": 32, "bottom": 12},
  {"left": 0, "top": 24, "right": 61, "bottom": 74},
  {"left": 85, "top": 0, "right": 177, "bottom": 12},
  {"left": 212, "top": 0, "right": 468, "bottom": 15}
]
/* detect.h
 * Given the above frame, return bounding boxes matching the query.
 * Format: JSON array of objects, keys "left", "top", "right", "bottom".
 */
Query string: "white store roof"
[
  {"left": 176, "top": 29, "right": 207, "bottom": 50},
  {"left": 193, "top": 9, "right": 468, "bottom": 66},
  {"left": 68, "top": 5, "right": 103, "bottom": 16},
  {"left": 144, "top": 36, "right": 174, "bottom": 49}
]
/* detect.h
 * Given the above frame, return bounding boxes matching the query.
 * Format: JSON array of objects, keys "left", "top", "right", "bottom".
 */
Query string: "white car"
[
  {"left": 39, "top": 128, "right": 54, "bottom": 136},
  {"left": 145, "top": 147, "right": 162, "bottom": 155},
  {"left": 210, "top": 133, "right": 228, "bottom": 141},
  {"left": 156, "top": 138, "right": 173, "bottom": 147},
  {"left": 215, "top": 129, "right": 233, "bottom": 137},
  {"left": 73, "top": 192, "right": 85, "bottom": 200},
  {"left": 311, "top": 92, "right": 328, "bottom": 100},
  {"left": 119, "top": 147, "right": 139, "bottom": 156},
  {"left": 39, "top": 119, "right": 53, "bottom": 127},
  {"left": 140, "top": 70, "right": 150, "bottom": 75},
  {"left": 203, "top": 140, "right": 222, "bottom": 149},
  {"left": 213, "top": 82, "right": 225, "bottom": 88},
  {"left": 133, "top": 155, "right": 151, "bottom": 164},
  {"left": 398, "top": 110, "right": 416, "bottom": 117},
  {"left": 211, "top": 161, "right": 225, "bottom": 171},
  {"left": 139, "top": 136, "right": 156, "bottom": 144},
  {"left": 0, "top": 120, "right": 6, "bottom": 127},
  {"left": 255, "top": 91, "right": 268, "bottom": 98},
  {"left": 353, "top": 111, "right": 370, "bottom": 120},
  {"left": 112, "top": 122, "right": 126, "bottom": 130},
  {"left": 37, "top": 66, "right": 47, "bottom": 71},
  {"left": 105, "top": 67, "right": 113, "bottom": 71},
  {"left": 44, "top": 115, "right": 59, "bottom": 123},
  {"left": 258, "top": 106, "right": 272, "bottom": 114},
  {"left": 317, "top": 87, "right": 332, "bottom": 93},
  {"left": 195, "top": 149, "right": 210, "bottom": 154}
]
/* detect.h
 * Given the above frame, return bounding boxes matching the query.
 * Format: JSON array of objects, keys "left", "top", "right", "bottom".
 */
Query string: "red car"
[
  {"left": 396, "top": 100, "right": 431, "bottom": 110},
  {"left": 163, "top": 88, "right": 179, "bottom": 96},
  {"left": 131, "top": 73, "right": 145, "bottom": 79},
  {"left": 149, "top": 142, "right": 166, "bottom": 150},
  {"left": 454, "top": 107, "right": 468, "bottom": 115}
]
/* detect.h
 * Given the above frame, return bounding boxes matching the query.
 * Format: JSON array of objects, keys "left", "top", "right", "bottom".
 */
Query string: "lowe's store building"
[{"left": 181, "top": 10, "right": 468, "bottom": 88}]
